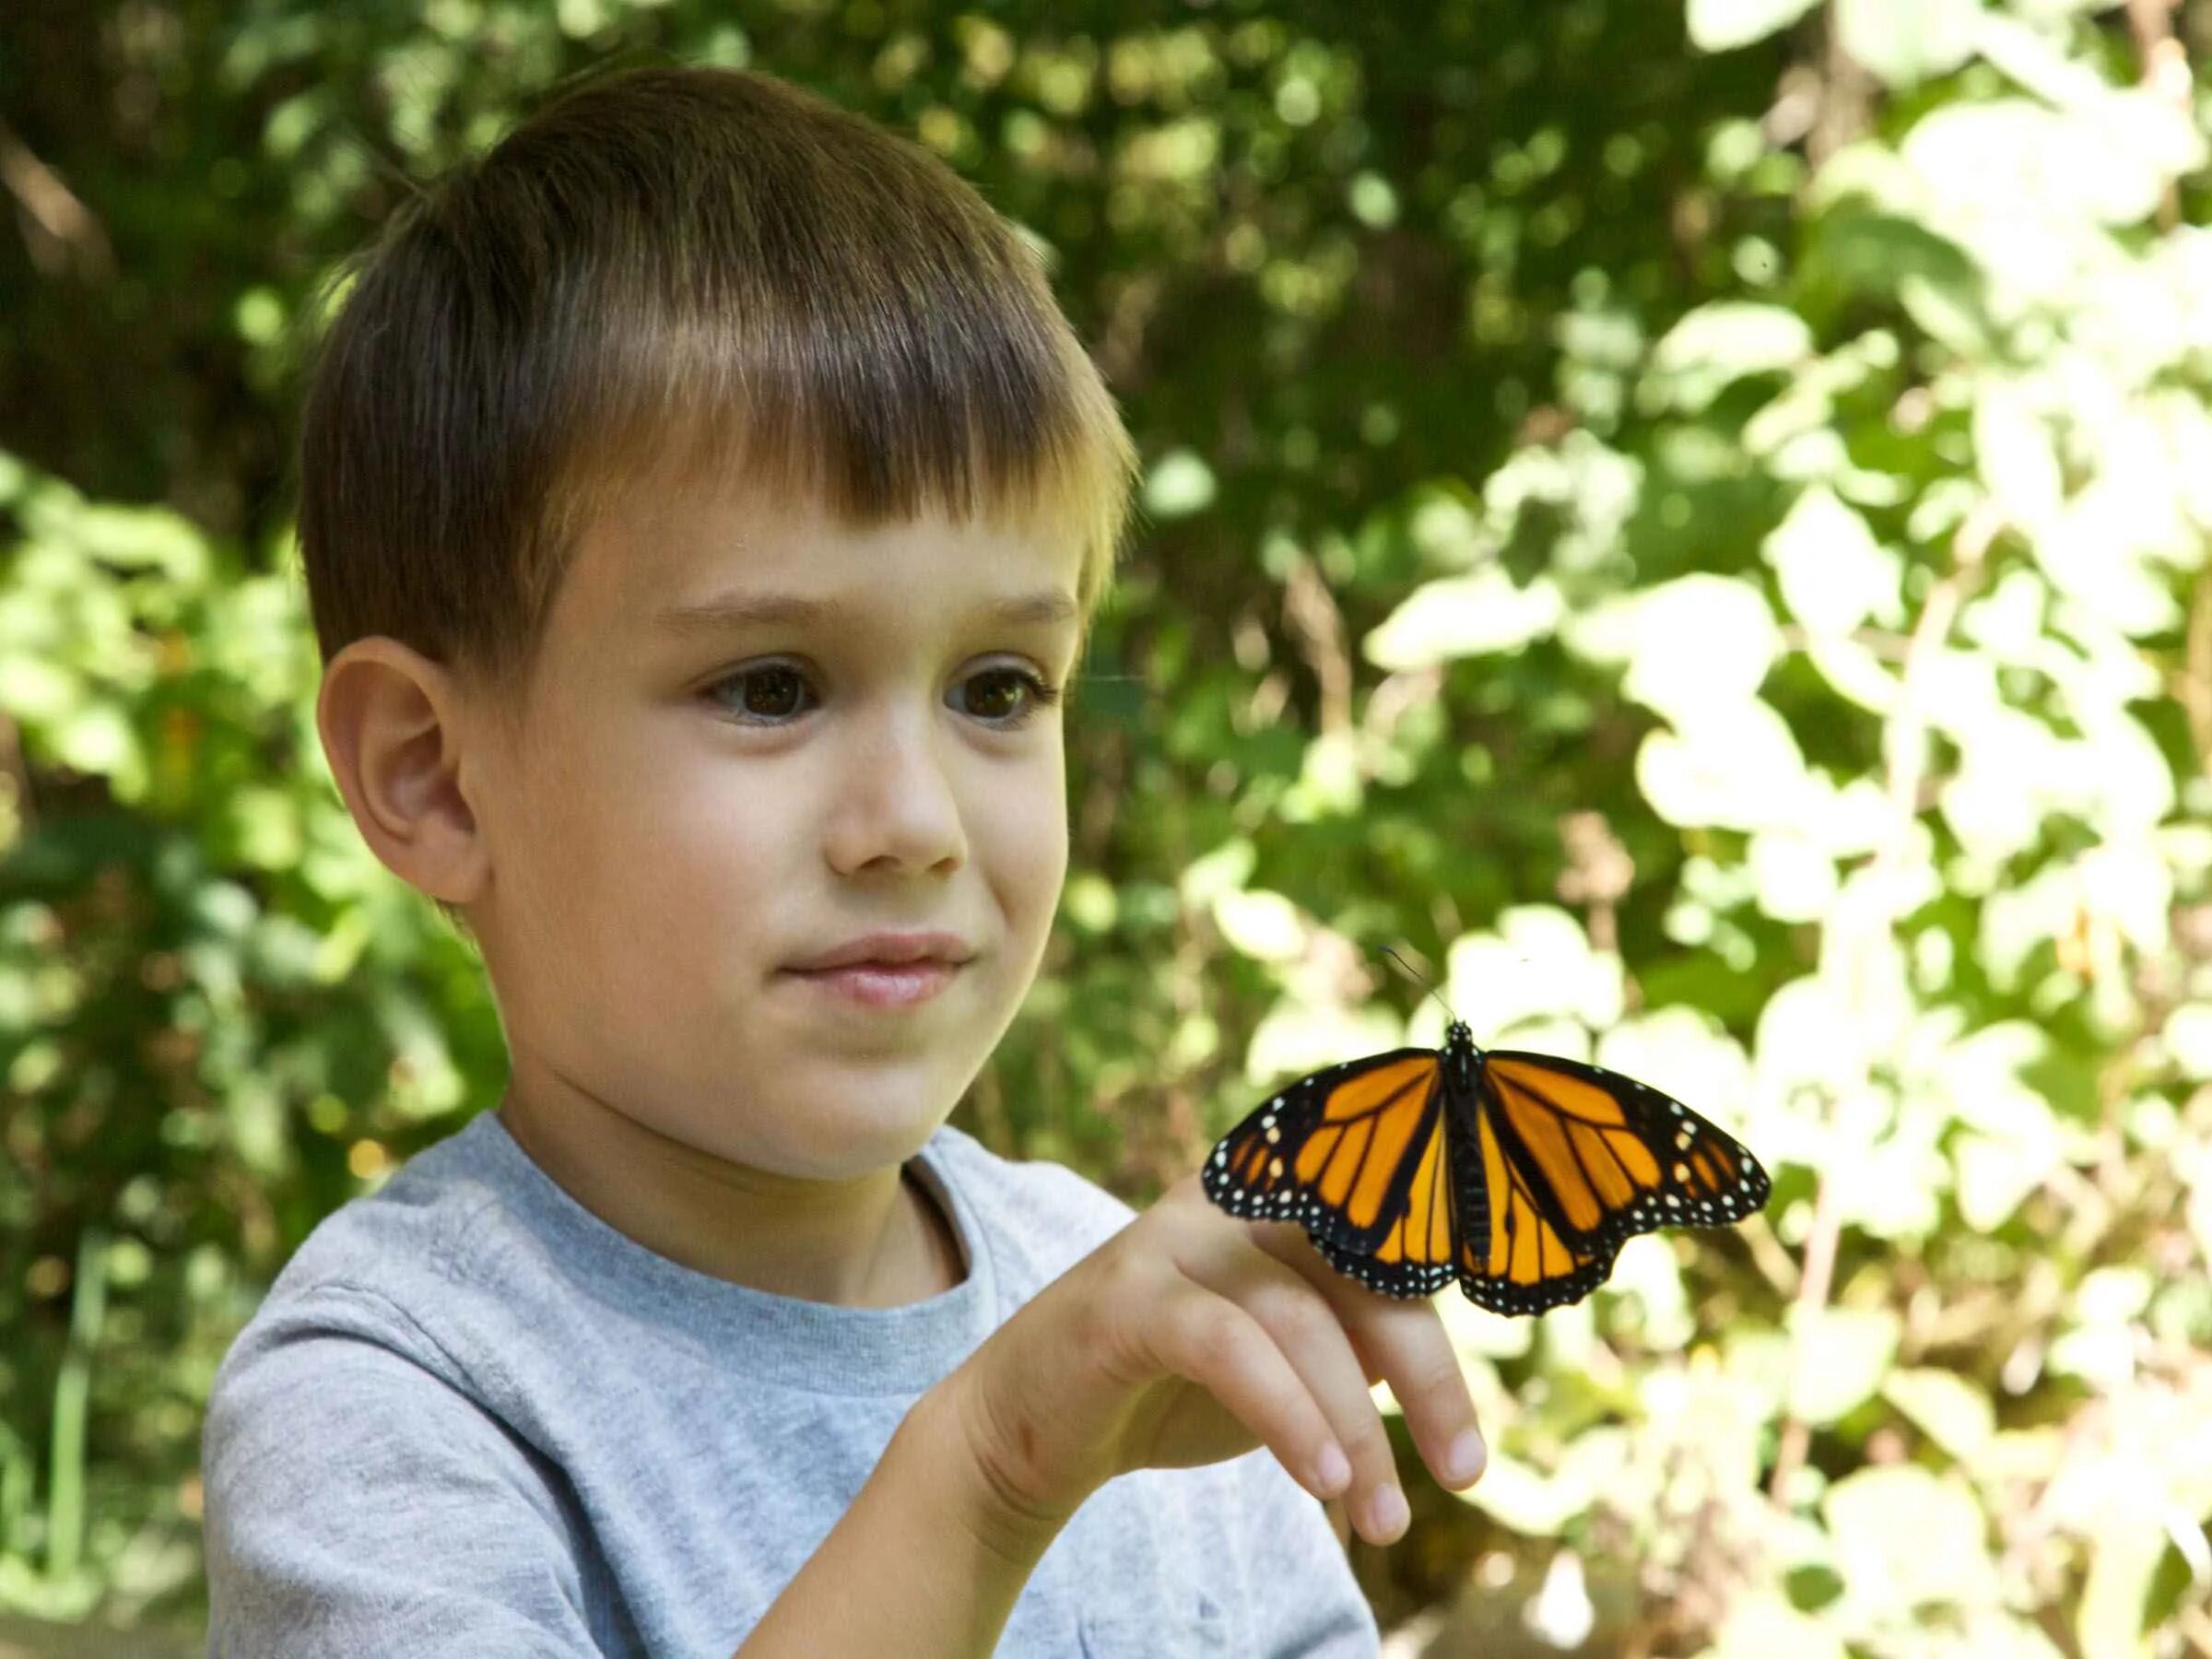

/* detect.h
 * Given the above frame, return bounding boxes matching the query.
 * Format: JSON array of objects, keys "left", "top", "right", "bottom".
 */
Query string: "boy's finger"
[
  {"left": 1246, "top": 1222, "right": 1488, "bottom": 1494},
  {"left": 1147, "top": 1282, "right": 1359, "bottom": 1510},
  {"left": 1179, "top": 1240, "right": 1411, "bottom": 1545}
]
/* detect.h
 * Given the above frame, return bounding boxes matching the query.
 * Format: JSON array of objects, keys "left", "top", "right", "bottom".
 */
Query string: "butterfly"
[{"left": 1200, "top": 987, "right": 1771, "bottom": 1316}]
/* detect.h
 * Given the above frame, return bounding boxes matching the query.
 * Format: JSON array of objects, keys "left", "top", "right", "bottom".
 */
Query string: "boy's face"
[{"left": 464, "top": 461, "right": 1080, "bottom": 1184}]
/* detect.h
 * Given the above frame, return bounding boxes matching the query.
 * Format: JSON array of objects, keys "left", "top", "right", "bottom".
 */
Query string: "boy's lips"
[
  {"left": 785, "top": 930, "right": 974, "bottom": 972},
  {"left": 784, "top": 958, "right": 964, "bottom": 1010}
]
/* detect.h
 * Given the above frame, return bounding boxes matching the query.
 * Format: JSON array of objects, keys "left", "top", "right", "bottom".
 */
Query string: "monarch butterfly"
[{"left": 1200, "top": 961, "right": 1771, "bottom": 1316}]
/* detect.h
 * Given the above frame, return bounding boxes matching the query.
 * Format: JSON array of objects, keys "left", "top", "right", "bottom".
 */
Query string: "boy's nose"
[{"left": 820, "top": 713, "right": 968, "bottom": 875}]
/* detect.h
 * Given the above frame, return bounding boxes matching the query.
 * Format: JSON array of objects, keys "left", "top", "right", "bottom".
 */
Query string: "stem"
[
  {"left": 2179, "top": 570, "right": 2212, "bottom": 778},
  {"left": 45, "top": 1223, "right": 108, "bottom": 1582}
]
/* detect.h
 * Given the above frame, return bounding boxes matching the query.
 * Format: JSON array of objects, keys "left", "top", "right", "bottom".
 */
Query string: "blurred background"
[{"left": 5, "top": 1, "right": 2212, "bottom": 1653}]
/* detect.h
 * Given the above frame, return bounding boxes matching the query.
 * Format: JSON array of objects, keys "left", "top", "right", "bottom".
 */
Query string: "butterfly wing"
[
  {"left": 1450, "top": 1077, "right": 1621, "bottom": 1316},
  {"left": 1477, "top": 1050, "right": 1771, "bottom": 1259},
  {"left": 1201, "top": 1048, "right": 1466, "bottom": 1298}
]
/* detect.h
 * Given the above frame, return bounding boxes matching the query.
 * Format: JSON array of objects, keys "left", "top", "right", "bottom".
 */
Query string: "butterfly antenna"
[{"left": 1381, "top": 947, "right": 1457, "bottom": 1026}]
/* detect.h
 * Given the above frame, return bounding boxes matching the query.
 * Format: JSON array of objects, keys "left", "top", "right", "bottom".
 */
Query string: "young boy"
[{"left": 202, "top": 61, "right": 1487, "bottom": 1657}]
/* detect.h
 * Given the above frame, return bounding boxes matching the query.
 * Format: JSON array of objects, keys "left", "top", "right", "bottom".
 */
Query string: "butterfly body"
[{"left": 1201, "top": 1019, "right": 1771, "bottom": 1316}]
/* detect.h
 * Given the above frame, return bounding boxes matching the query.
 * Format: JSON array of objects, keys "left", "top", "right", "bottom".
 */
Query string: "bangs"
[{"left": 539, "top": 240, "right": 1135, "bottom": 626}]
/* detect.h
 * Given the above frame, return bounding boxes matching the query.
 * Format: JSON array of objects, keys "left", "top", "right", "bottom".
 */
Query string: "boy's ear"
[{"left": 315, "top": 637, "right": 494, "bottom": 912}]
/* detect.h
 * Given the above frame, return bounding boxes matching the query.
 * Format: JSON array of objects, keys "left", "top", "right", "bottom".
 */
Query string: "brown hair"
[{"left": 289, "top": 60, "right": 1142, "bottom": 938}]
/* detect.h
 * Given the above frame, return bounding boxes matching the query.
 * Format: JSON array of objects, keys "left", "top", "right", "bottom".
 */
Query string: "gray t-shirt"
[{"left": 202, "top": 1110, "right": 1380, "bottom": 1657}]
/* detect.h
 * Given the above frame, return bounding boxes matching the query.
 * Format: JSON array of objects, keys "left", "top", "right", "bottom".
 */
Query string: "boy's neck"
[{"left": 494, "top": 1077, "right": 965, "bottom": 1308}]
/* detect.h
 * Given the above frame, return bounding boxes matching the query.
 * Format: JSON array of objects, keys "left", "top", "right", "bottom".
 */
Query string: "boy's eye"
[{"left": 706, "top": 662, "right": 1062, "bottom": 729}]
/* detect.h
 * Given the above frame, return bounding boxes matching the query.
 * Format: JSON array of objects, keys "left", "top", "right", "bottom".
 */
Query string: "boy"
[{"left": 203, "top": 61, "right": 1487, "bottom": 1657}]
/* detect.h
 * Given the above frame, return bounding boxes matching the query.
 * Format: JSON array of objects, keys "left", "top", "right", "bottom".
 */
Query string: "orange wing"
[
  {"left": 1202, "top": 1049, "right": 1462, "bottom": 1298},
  {"left": 1451, "top": 1097, "right": 1618, "bottom": 1315},
  {"left": 1478, "top": 1051, "right": 1771, "bottom": 1258}
]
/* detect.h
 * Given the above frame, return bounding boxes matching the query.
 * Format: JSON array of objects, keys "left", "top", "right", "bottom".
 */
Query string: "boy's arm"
[
  {"left": 732, "top": 1379, "right": 1064, "bottom": 1657},
  {"left": 741, "top": 1379, "right": 1371, "bottom": 1659}
]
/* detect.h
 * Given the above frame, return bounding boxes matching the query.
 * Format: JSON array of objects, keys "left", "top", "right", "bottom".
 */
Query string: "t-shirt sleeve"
[
  {"left": 203, "top": 1284, "right": 603, "bottom": 1659},
  {"left": 1233, "top": 1446, "right": 1383, "bottom": 1656}
]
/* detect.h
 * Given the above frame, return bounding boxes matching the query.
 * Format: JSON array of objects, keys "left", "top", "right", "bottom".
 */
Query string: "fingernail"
[
  {"left": 1369, "top": 1484, "right": 1408, "bottom": 1538},
  {"left": 1444, "top": 1428, "right": 1486, "bottom": 1485},
  {"left": 1316, "top": 1443, "right": 1351, "bottom": 1494}
]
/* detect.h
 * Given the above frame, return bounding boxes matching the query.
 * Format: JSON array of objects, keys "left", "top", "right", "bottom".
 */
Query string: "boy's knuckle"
[
  {"left": 1176, "top": 1298, "right": 1241, "bottom": 1373},
  {"left": 1288, "top": 1291, "right": 1347, "bottom": 1356},
  {"left": 1247, "top": 1284, "right": 1330, "bottom": 1359}
]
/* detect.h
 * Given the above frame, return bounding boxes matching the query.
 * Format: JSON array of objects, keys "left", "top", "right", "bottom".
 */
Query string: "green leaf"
[
  {"left": 1644, "top": 302, "right": 1814, "bottom": 415},
  {"left": 1707, "top": 1592, "right": 1850, "bottom": 1659},
  {"left": 53, "top": 701, "right": 142, "bottom": 785},
  {"left": 1177, "top": 839, "right": 1256, "bottom": 910},
  {"left": 1141, "top": 448, "right": 1217, "bottom": 519},
  {"left": 1882, "top": 1367, "right": 1994, "bottom": 1460},
  {"left": 1785, "top": 1304, "right": 1900, "bottom": 1425},
  {"left": 1747, "top": 827, "right": 1839, "bottom": 923},
  {"left": 1246, "top": 998, "right": 1406, "bottom": 1090},
  {"left": 1686, "top": 0, "right": 1823, "bottom": 53},
  {"left": 2077, "top": 1515, "right": 2166, "bottom": 1659},
  {"left": 1362, "top": 568, "right": 1564, "bottom": 668},
  {"left": 225, "top": 1079, "right": 289, "bottom": 1179},
  {"left": 1836, "top": 0, "right": 1983, "bottom": 88},
  {"left": 1619, "top": 575, "right": 1782, "bottom": 722},
  {"left": 1459, "top": 1451, "right": 1584, "bottom": 1536},
  {"left": 0, "top": 653, "right": 78, "bottom": 724},
  {"left": 1973, "top": 381, "right": 2065, "bottom": 534},
  {"left": 1211, "top": 888, "right": 1310, "bottom": 961},
  {"left": 1443, "top": 906, "right": 1623, "bottom": 1042},
  {"left": 1636, "top": 700, "right": 1812, "bottom": 831},
  {"left": 1762, "top": 485, "right": 1901, "bottom": 636},
  {"left": 66, "top": 500, "right": 211, "bottom": 581},
  {"left": 1823, "top": 1465, "right": 2000, "bottom": 1618}
]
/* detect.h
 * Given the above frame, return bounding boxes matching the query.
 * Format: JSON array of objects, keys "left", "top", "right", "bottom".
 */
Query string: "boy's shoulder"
[{"left": 245, "top": 1110, "right": 516, "bottom": 1319}]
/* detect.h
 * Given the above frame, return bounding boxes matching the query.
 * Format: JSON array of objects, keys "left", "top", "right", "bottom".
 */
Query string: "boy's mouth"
[
  {"left": 785, "top": 930, "right": 974, "bottom": 972},
  {"left": 783, "top": 958, "right": 964, "bottom": 1009}
]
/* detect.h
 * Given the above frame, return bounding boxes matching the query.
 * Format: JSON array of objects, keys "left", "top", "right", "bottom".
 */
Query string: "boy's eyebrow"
[{"left": 653, "top": 586, "right": 1078, "bottom": 636}]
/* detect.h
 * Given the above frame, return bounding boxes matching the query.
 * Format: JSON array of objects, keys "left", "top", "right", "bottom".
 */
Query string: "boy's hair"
[{"left": 290, "top": 62, "right": 1142, "bottom": 940}]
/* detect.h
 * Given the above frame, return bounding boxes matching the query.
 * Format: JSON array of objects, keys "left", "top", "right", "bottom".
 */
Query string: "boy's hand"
[{"left": 937, "top": 1169, "right": 1487, "bottom": 1553}]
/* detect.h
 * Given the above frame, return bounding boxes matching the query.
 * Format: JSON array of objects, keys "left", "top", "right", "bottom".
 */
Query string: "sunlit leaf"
[
  {"left": 1442, "top": 906, "right": 1623, "bottom": 1043},
  {"left": 1143, "top": 448, "right": 1218, "bottom": 519},
  {"left": 1620, "top": 575, "right": 1782, "bottom": 721},
  {"left": 1786, "top": 1304, "right": 1900, "bottom": 1425},
  {"left": 1762, "top": 485, "right": 1901, "bottom": 636},
  {"left": 1644, "top": 302, "right": 1814, "bottom": 415},
  {"left": 1686, "top": 0, "right": 1823, "bottom": 53},
  {"left": 1362, "top": 567, "right": 1564, "bottom": 668},
  {"left": 1883, "top": 1367, "right": 1994, "bottom": 1461},
  {"left": 1823, "top": 1465, "right": 2002, "bottom": 1618},
  {"left": 1211, "top": 888, "right": 1310, "bottom": 961},
  {"left": 1835, "top": 0, "right": 1982, "bottom": 88}
]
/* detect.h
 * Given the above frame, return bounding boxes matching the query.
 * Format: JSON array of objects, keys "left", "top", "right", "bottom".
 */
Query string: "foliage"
[{"left": 3, "top": 0, "right": 2211, "bottom": 1653}]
